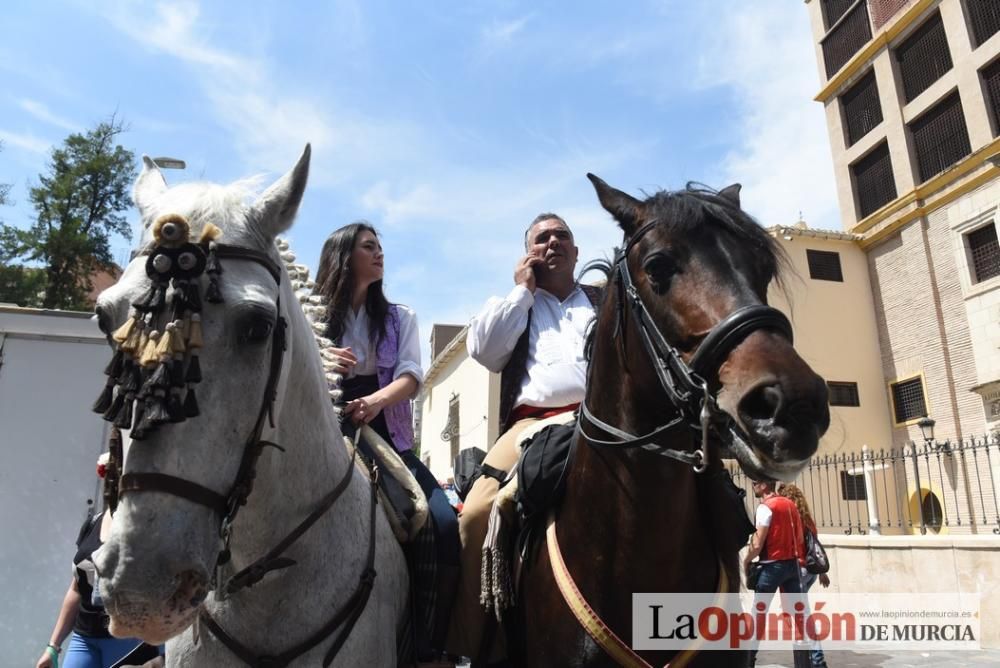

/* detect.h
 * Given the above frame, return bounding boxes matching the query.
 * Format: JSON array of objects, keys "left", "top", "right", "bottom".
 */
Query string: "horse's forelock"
[
  {"left": 644, "top": 187, "right": 788, "bottom": 285},
  {"left": 139, "top": 177, "right": 266, "bottom": 244}
]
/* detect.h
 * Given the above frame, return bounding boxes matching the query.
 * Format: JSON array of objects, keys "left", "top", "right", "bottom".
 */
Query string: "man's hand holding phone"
[{"left": 514, "top": 251, "right": 544, "bottom": 292}]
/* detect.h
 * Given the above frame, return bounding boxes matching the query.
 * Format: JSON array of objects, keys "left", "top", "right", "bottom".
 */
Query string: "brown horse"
[{"left": 513, "top": 175, "right": 831, "bottom": 667}]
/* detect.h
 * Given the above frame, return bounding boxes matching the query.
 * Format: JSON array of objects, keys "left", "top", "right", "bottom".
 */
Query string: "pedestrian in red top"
[{"left": 743, "top": 477, "right": 806, "bottom": 667}]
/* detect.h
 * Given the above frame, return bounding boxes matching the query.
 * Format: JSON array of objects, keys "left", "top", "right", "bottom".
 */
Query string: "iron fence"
[{"left": 727, "top": 434, "right": 1000, "bottom": 536}]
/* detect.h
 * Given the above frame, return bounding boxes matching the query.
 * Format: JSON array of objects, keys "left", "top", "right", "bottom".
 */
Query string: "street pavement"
[{"left": 756, "top": 647, "right": 1000, "bottom": 667}]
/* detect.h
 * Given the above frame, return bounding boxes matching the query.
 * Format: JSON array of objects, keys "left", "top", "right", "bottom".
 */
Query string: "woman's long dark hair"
[{"left": 314, "top": 222, "right": 390, "bottom": 345}]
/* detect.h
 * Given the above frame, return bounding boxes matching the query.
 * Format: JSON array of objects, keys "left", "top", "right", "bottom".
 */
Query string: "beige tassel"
[
  {"left": 171, "top": 320, "right": 187, "bottom": 354},
  {"left": 141, "top": 331, "right": 161, "bottom": 367},
  {"left": 188, "top": 314, "right": 203, "bottom": 350},
  {"left": 198, "top": 222, "right": 223, "bottom": 244},
  {"left": 156, "top": 324, "right": 175, "bottom": 359},
  {"left": 121, "top": 322, "right": 143, "bottom": 355},
  {"left": 112, "top": 317, "right": 136, "bottom": 345}
]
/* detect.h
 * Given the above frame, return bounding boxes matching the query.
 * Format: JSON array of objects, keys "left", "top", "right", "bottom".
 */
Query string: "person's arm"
[
  {"left": 345, "top": 308, "right": 422, "bottom": 424},
  {"left": 35, "top": 578, "right": 81, "bottom": 668},
  {"left": 466, "top": 286, "right": 533, "bottom": 372},
  {"left": 743, "top": 504, "right": 772, "bottom": 572},
  {"left": 744, "top": 524, "right": 770, "bottom": 565}
]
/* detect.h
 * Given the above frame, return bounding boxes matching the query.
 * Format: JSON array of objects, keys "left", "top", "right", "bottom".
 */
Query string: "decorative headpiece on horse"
[{"left": 92, "top": 214, "right": 226, "bottom": 440}]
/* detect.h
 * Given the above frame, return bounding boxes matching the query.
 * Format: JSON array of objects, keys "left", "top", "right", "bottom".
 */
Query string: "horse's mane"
[
  {"left": 274, "top": 238, "right": 343, "bottom": 402},
  {"left": 647, "top": 183, "right": 787, "bottom": 283},
  {"left": 580, "top": 184, "right": 789, "bottom": 363}
]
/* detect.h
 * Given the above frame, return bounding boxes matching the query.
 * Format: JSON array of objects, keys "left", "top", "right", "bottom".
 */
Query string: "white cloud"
[
  {"left": 0, "top": 129, "right": 51, "bottom": 155},
  {"left": 98, "top": 1, "right": 422, "bottom": 186},
  {"left": 482, "top": 14, "right": 533, "bottom": 49},
  {"left": 17, "top": 99, "right": 78, "bottom": 132},
  {"left": 104, "top": 0, "right": 252, "bottom": 75},
  {"left": 697, "top": 1, "right": 840, "bottom": 230}
]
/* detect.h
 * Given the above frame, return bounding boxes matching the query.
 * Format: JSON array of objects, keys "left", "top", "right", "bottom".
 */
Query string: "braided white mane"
[{"left": 274, "top": 237, "right": 343, "bottom": 404}]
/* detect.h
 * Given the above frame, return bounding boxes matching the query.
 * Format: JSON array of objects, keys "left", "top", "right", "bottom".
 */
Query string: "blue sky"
[{"left": 0, "top": 0, "right": 838, "bottom": 364}]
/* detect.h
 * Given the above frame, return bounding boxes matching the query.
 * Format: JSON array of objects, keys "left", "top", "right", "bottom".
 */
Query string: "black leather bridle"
[
  {"left": 578, "top": 219, "right": 794, "bottom": 471},
  {"left": 110, "top": 242, "right": 380, "bottom": 668},
  {"left": 117, "top": 243, "right": 289, "bottom": 555}
]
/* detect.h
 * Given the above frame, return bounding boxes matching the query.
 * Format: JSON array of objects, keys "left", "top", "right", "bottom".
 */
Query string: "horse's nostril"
[{"left": 740, "top": 384, "right": 784, "bottom": 422}]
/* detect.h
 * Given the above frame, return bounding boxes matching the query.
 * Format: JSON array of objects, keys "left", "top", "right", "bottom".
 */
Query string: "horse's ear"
[
  {"left": 718, "top": 183, "right": 742, "bottom": 208},
  {"left": 587, "top": 173, "right": 646, "bottom": 236},
  {"left": 250, "top": 144, "right": 311, "bottom": 239},
  {"left": 134, "top": 156, "right": 168, "bottom": 226}
]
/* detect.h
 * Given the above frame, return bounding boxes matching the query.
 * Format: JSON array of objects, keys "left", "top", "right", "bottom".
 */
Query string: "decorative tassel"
[
  {"left": 103, "top": 388, "right": 126, "bottom": 422},
  {"left": 205, "top": 275, "right": 223, "bottom": 304},
  {"left": 188, "top": 316, "right": 203, "bottom": 349},
  {"left": 104, "top": 348, "right": 125, "bottom": 378},
  {"left": 148, "top": 282, "right": 168, "bottom": 313},
  {"left": 132, "top": 283, "right": 159, "bottom": 313},
  {"left": 120, "top": 363, "right": 142, "bottom": 393},
  {"left": 185, "top": 354, "right": 202, "bottom": 384},
  {"left": 142, "top": 391, "right": 171, "bottom": 427},
  {"left": 122, "top": 323, "right": 144, "bottom": 355},
  {"left": 171, "top": 355, "right": 186, "bottom": 388},
  {"left": 155, "top": 325, "right": 175, "bottom": 359},
  {"left": 184, "top": 387, "right": 200, "bottom": 418},
  {"left": 141, "top": 362, "right": 171, "bottom": 396},
  {"left": 481, "top": 500, "right": 515, "bottom": 619},
  {"left": 167, "top": 391, "right": 185, "bottom": 423},
  {"left": 131, "top": 399, "right": 149, "bottom": 437},
  {"left": 171, "top": 322, "right": 186, "bottom": 354},
  {"left": 198, "top": 222, "right": 223, "bottom": 244},
  {"left": 140, "top": 331, "right": 161, "bottom": 367},
  {"left": 112, "top": 317, "right": 136, "bottom": 345},
  {"left": 205, "top": 243, "right": 222, "bottom": 274},
  {"left": 186, "top": 281, "right": 202, "bottom": 312},
  {"left": 115, "top": 395, "right": 135, "bottom": 430},
  {"left": 93, "top": 379, "right": 115, "bottom": 414}
]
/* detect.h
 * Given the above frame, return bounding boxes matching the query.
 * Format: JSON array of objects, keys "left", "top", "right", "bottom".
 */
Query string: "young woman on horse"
[{"left": 314, "top": 222, "right": 459, "bottom": 659}]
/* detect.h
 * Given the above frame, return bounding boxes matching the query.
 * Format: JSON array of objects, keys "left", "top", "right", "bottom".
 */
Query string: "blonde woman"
[{"left": 779, "top": 482, "right": 830, "bottom": 668}]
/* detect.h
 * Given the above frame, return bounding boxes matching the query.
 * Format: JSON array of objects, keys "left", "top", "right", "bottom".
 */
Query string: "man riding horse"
[{"left": 447, "top": 212, "right": 600, "bottom": 662}]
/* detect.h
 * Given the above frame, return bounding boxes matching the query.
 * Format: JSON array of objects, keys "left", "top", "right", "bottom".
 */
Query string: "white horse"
[{"left": 93, "top": 146, "right": 409, "bottom": 666}]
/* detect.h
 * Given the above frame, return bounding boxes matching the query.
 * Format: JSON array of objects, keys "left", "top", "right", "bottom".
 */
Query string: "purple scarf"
[{"left": 375, "top": 305, "right": 415, "bottom": 452}]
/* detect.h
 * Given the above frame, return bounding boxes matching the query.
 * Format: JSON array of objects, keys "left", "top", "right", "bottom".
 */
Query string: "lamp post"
[
  {"left": 152, "top": 157, "right": 186, "bottom": 170},
  {"left": 917, "top": 416, "right": 951, "bottom": 454}
]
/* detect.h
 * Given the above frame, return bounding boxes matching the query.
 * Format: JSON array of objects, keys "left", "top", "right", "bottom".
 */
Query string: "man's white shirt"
[{"left": 466, "top": 284, "right": 596, "bottom": 408}]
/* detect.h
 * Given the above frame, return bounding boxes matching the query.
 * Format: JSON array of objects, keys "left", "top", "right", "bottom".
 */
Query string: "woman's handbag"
[
  {"left": 746, "top": 560, "right": 765, "bottom": 590},
  {"left": 804, "top": 529, "right": 830, "bottom": 574}
]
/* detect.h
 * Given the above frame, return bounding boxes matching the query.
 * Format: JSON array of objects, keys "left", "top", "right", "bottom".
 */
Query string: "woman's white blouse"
[{"left": 340, "top": 305, "right": 423, "bottom": 388}]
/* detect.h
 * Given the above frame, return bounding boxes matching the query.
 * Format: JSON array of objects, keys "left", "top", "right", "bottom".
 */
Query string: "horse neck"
[
  {"left": 560, "top": 300, "right": 717, "bottom": 583},
  {"left": 231, "top": 292, "right": 357, "bottom": 559}
]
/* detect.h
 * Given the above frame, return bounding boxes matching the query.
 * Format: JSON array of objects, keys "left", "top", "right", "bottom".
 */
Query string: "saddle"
[{"left": 343, "top": 424, "right": 428, "bottom": 543}]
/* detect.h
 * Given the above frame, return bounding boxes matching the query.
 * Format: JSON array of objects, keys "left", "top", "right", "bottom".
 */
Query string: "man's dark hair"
[
  {"left": 754, "top": 478, "right": 777, "bottom": 493},
  {"left": 524, "top": 212, "right": 571, "bottom": 250}
]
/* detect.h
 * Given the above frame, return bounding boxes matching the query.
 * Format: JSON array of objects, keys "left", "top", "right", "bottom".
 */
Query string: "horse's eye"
[
  {"left": 641, "top": 253, "right": 677, "bottom": 286},
  {"left": 238, "top": 317, "right": 274, "bottom": 344}
]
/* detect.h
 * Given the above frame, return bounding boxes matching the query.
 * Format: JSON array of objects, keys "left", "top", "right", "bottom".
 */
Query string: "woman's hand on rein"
[
  {"left": 344, "top": 394, "right": 385, "bottom": 425},
  {"left": 330, "top": 346, "right": 357, "bottom": 374}
]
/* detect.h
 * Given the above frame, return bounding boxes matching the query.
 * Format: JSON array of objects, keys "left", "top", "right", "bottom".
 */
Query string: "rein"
[
  {"left": 96, "top": 218, "right": 381, "bottom": 667},
  {"left": 546, "top": 509, "right": 728, "bottom": 668},
  {"left": 577, "top": 219, "right": 793, "bottom": 471}
]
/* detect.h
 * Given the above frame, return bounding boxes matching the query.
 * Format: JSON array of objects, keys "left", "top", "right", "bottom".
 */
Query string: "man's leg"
[
  {"left": 445, "top": 417, "right": 539, "bottom": 659},
  {"left": 749, "top": 562, "right": 784, "bottom": 667}
]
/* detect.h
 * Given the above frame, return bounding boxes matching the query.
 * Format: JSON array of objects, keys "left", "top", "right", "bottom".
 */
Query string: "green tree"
[
  {"left": 0, "top": 141, "right": 10, "bottom": 210},
  {"left": 0, "top": 117, "right": 136, "bottom": 309}
]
